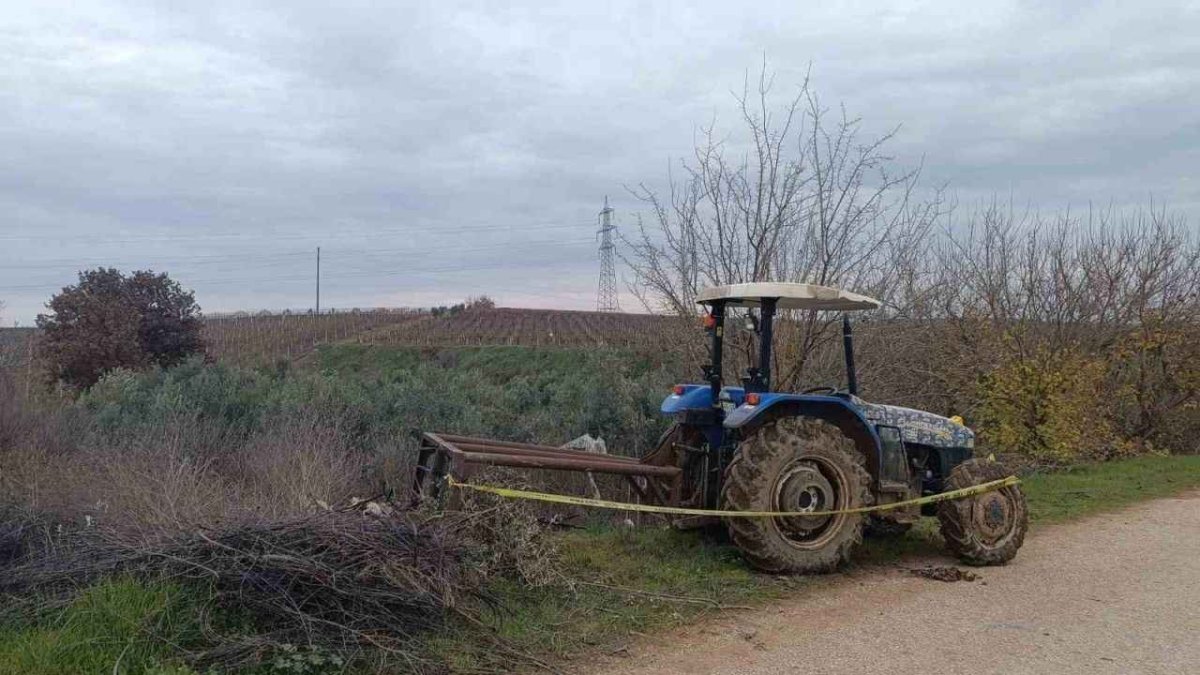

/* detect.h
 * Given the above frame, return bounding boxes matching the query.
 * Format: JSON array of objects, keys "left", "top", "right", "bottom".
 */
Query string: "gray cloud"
[{"left": 2, "top": 0, "right": 1198, "bottom": 323}]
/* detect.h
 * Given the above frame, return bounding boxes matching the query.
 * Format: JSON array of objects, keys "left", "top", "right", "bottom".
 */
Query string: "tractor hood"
[
  {"left": 854, "top": 400, "right": 975, "bottom": 449},
  {"left": 721, "top": 393, "right": 973, "bottom": 451}
]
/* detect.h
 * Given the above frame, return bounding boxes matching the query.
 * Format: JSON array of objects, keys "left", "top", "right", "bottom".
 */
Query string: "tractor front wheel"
[
  {"left": 720, "top": 418, "right": 872, "bottom": 573},
  {"left": 937, "top": 458, "right": 1028, "bottom": 566}
]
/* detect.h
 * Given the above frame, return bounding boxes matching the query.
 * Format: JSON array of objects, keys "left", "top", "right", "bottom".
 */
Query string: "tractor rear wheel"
[
  {"left": 937, "top": 458, "right": 1028, "bottom": 566},
  {"left": 720, "top": 418, "right": 872, "bottom": 573}
]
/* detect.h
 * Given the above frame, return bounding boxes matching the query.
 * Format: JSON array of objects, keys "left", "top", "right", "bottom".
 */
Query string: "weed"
[
  {"left": 0, "top": 578, "right": 206, "bottom": 675},
  {"left": 265, "top": 644, "right": 345, "bottom": 674}
]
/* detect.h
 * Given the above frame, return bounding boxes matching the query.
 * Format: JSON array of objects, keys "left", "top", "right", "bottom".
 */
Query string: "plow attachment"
[{"left": 411, "top": 432, "right": 684, "bottom": 508}]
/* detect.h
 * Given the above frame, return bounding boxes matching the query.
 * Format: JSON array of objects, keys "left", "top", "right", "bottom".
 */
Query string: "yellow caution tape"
[{"left": 446, "top": 474, "right": 1020, "bottom": 518}]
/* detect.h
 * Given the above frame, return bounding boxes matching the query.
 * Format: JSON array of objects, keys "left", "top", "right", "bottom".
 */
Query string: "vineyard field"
[
  {"left": 1, "top": 307, "right": 689, "bottom": 372},
  {"left": 360, "top": 307, "right": 683, "bottom": 349},
  {"left": 202, "top": 308, "right": 425, "bottom": 366},
  {"left": 204, "top": 307, "right": 685, "bottom": 364}
]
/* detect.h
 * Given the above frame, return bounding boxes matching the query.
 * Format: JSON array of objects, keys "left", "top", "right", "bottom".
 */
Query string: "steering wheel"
[{"left": 800, "top": 385, "right": 839, "bottom": 395}]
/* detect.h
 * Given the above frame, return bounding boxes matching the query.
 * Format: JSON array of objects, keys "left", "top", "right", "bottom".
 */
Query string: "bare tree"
[
  {"left": 912, "top": 201, "right": 1200, "bottom": 452},
  {"left": 623, "top": 64, "right": 944, "bottom": 388},
  {"left": 930, "top": 202, "right": 1199, "bottom": 354}
]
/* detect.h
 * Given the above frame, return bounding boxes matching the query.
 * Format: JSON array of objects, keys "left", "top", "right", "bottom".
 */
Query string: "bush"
[
  {"left": 1107, "top": 321, "right": 1200, "bottom": 453},
  {"left": 976, "top": 348, "right": 1129, "bottom": 463},
  {"left": 36, "top": 268, "right": 203, "bottom": 391},
  {"left": 2, "top": 346, "right": 676, "bottom": 539}
]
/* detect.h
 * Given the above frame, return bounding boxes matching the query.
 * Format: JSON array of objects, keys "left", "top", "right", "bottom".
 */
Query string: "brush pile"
[
  {"left": 0, "top": 505, "right": 49, "bottom": 566},
  {"left": 1, "top": 498, "right": 557, "bottom": 669}
]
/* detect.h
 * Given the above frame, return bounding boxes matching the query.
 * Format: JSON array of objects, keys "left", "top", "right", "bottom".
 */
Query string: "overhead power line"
[
  {"left": 0, "top": 218, "right": 597, "bottom": 243},
  {"left": 0, "top": 237, "right": 596, "bottom": 274},
  {"left": 0, "top": 246, "right": 595, "bottom": 292},
  {"left": 0, "top": 213, "right": 618, "bottom": 315}
]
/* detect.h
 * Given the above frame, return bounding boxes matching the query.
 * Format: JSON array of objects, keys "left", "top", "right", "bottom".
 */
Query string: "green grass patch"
[
  {"left": 431, "top": 526, "right": 793, "bottom": 670},
  {"left": 0, "top": 578, "right": 206, "bottom": 675},
  {"left": 312, "top": 343, "right": 678, "bottom": 383},
  {"left": 1019, "top": 454, "right": 1200, "bottom": 523},
  {"left": 311, "top": 343, "right": 427, "bottom": 377}
]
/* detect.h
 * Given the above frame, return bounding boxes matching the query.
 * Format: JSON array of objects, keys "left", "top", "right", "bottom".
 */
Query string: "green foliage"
[
  {"left": 75, "top": 345, "right": 676, "bottom": 460},
  {"left": 976, "top": 348, "right": 1126, "bottom": 462},
  {"left": 82, "top": 358, "right": 266, "bottom": 433},
  {"left": 36, "top": 268, "right": 203, "bottom": 390},
  {"left": 1107, "top": 321, "right": 1200, "bottom": 453},
  {"left": 264, "top": 644, "right": 344, "bottom": 674},
  {"left": 0, "top": 578, "right": 207, "bottom": 675}
]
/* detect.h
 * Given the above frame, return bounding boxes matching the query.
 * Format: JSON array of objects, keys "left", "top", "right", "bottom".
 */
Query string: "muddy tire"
[
  {"left": 937, "top": 458, "right": 1028, "bottom": 566},
  {"left": 720, "top": 418, "right": 872, "bottom": 573},
  {"left": 864, "top": 516, "right": 913, "bottom": 538}
]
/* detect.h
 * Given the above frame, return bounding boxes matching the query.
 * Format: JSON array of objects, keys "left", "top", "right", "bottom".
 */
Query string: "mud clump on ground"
[{"left": 910, "top": 565, "right": 978, "bottom": 582}]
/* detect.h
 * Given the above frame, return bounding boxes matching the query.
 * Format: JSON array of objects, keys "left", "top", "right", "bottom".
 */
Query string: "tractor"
[{"left": 413, "top": 282, "right": 1028, "bottom": 573}]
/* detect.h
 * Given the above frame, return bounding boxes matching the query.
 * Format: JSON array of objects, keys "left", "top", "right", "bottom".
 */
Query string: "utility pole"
[
  {"left": 596, "top": 196, "right": 620, "bottom": 312},
  {"left": 315, "top": 246, "right": 321, "bottom": 314}
]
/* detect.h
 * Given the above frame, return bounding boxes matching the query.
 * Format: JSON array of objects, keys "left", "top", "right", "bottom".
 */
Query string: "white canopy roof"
[{"left": 696, "top": 282, "right": 881, "bottom": 311}]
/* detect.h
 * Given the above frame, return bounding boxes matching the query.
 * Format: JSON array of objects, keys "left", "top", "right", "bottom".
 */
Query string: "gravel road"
[{"left": 584, "top": 491, "right": 1199, "bottom": 675}]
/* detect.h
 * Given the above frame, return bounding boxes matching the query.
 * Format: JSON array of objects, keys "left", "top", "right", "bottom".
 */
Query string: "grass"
[
  {"left": 0, "top": 579, "right": 206, "bottom": 675},
  {"left": 1020, "top": 454, "right": 1200, "bottom": 523},
  {"left": 429, "top": 525, "right": 792, "bottom": 671}
]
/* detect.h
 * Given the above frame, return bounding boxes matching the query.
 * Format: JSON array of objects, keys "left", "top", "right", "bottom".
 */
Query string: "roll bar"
[{"left": 701, "top": 298, "right": 861, "bottom": 399}]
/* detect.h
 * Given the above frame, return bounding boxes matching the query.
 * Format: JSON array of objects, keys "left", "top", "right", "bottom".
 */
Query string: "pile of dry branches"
[
  {"left": 0, "top": 505, "right": 48, "bottom": 566},
  {"left": 1, "top": 501, "right": 555, "bottom": 670}
]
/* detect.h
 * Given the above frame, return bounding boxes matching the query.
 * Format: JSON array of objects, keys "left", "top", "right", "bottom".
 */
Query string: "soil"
[
  {"left": 910, "top": 565, "right": 978, "bottom": 582},
  {"left": 581, "top": 491, "right": 1200, "bottom": 675}
]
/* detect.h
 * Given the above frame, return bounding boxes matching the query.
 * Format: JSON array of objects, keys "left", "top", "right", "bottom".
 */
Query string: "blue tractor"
[
  {"left": 413, "top": 282, "right": 1027, "bottom": 574},
  {"left": 640, "top": 282, "right": 1028, "bottom": 573}
]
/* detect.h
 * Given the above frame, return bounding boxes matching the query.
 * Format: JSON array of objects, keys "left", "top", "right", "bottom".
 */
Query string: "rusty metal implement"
[{"left": 411, "top": 432, "right": 683, "bottom": 508}]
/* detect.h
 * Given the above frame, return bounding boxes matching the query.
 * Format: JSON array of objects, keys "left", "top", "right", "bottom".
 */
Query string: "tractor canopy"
[
  {"left": 695, "top": 282, "right": 880, "bottom": 311},
  {"left": 688, "top": 282, "right": 881, "bottom": 399}
]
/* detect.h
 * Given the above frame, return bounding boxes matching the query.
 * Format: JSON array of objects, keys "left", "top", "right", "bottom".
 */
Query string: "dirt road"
[{"left": 585, "top": 492, "right": 1199, "bottom": 675}]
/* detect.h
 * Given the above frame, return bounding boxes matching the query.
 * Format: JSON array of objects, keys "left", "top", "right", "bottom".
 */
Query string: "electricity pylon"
[{"left": 596, "top": 196, "right": 620, "bottom": 312}]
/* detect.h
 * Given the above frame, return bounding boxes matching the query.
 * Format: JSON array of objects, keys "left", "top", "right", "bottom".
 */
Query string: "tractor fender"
[
  {"left": 724, "top": 394, "right": 885, "bottom": 482},
  {"left": 660, "top": 384, "right": 713, "bottom": 414}
]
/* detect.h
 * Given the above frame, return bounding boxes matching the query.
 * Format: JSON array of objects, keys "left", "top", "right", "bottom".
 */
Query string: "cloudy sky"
[{"left": 2, "top": 0, "right": 1198, "bottom": 324}]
